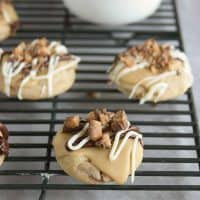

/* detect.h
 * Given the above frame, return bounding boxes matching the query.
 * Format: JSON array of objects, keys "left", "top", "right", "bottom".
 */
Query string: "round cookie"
[
  {"left": 0, "top": 123, "right": 9, "bottom": 166},
  {"left": 0, "top": 38, "right": 80, "bottom": 100},
  {"left": 53, "top": 109, "right": 143, "bottom": 184},
  {"left": 0, "top": 0, "right": 19, "bottom": 41},
  {"left": 108, "top": 39, "right": 193, "bottom": 104}
]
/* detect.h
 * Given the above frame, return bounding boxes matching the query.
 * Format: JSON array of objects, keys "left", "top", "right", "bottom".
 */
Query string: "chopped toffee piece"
[
  {"left": 87, "top": 111, "right": 98, "bottom": 122},
  {"left": 88, "top": 120, "right": 102, "bottom": 141},
  {"left": 63, "top": 116, "right": 82, "bottom": 133},
  {"left": 96, "top": 133, "right": 111, "bottom": 149},
  {"left": 111, "top": 110, "right": 129, "bottom": 132},
  {"left": 64, "top": 115, "right": 80, "bottom": 129},
  {"left": 87, "top": 109, "right": 113, "bottom": 127},
  {"left": 96, "top": 109, "right": 114, "bottom": 127}
]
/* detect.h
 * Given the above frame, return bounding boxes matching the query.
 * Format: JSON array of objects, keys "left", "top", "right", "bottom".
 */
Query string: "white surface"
[
  {"left": 178, "top": 0, "right": 200, "bottom": 122},
  {"left": 1, "top": 0, "right": 200, "bottom": 199},
  {"left": 63, "top": 0, "right": 162, "bottom": 25}
]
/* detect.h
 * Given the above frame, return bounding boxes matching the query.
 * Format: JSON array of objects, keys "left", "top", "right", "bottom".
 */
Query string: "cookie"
[
  {"left": 0, "top": 38, "right": 80, "bottom": 99},
  {"left": 108, "top": 39, "right": 193, "bottom": 104},
  {"left": 53, "top": 109, "right": 143, "bottom": 184}
]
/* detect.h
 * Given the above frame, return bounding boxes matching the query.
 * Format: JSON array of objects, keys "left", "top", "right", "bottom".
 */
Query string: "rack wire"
[{"left": 0, "top": 0, "right": 200, "bottom": 199}]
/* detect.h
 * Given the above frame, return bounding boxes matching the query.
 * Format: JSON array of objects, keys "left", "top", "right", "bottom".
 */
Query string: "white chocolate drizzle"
[
  {"left": 67, "top": 121, "right": 142, "bottom": 183},
  {"left": 49, "top": 41, "right": 68, "bottom": 55},
  {"left": 47, "top": 55, "right": 59, "bottom": 97},
  {"left": 109, "top": 123, "right": 142, "bottom": 183},
  {"left": 170, "top": 49, "right": 194, "bottom": 84},
  {"left": 109, "top": 56, "right": 148, "bottom": 84},
  {"left": 67, "top": 123, "right": 90, "bottom": 151},
  {"left": 18, "top": 70, "right": 37, "bottom": 99},
  {"left": 1, "top": 41, "right": 80, "bottom": 99},
  {"left": 40, "top": 85, "right": 47, "bottom": 97},
  {"left": 129, "top": 71, "right": 177, "bottom": 103},
  {"left": 139, "top": 82, "right": 168, "bottom": 104}
]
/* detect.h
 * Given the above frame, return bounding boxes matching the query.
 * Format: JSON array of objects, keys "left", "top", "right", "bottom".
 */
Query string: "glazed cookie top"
[
  {"left": 109, "top": 39, "right": 191, "bottom": 75},
  {"left": 0, "top": 123, "right": 9, "bottom": 156},
  {"left": 114, "top": 39, "right": 175, "bottom": 73},
  {"left": 0, "top": 38, "right": 80, "bottom": 99},
  {"left": 63, "top": 109, "right": 143, "bottom": 149},
  {"left": 62, "top": 109, "right": 143, "bottom": 183}
]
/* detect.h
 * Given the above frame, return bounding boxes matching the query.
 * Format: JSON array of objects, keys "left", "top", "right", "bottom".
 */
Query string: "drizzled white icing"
[
  {"left": 49, "top": 41, "right": 68, "bottom": 55},
  {"left": 67, "top": 121, "right": 142, "bottom": 183},
  {"left": 1, "top": 41, "right": 80, "bottom": 99},
  {"left": 170, "top": 49, "right": 194, "bottom": 84},
  {"left": 47, "top": 55, "right": 59, "bottom": 97},
  {"left": 128, "top": 71, "right": 176, "bottom": 99},
  {"left": 18, "top": 70, "right": 37, "bottom": 99},
  {"left": 67, "top": 123, "right": 90, "bottom": 151},
  {"left": 139, "top": 82, "right": 168, "bottom": 104},
  {"left": 109, "top": 123, "right": 142, "bottom": 183},
  {"left": 40, "top": 85, "right": 47, "bottom": 97},
  {"left": 109, "top": 48, "right": 193, "bottom": 104},
  {"left": 33, "top": 57, "right": 80, "bottom": 80},
  {"left": 109, "top": 56, "right": 148, "bottom": 84}
]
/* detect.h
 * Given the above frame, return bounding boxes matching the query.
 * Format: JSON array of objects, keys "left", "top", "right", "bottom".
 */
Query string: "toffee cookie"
[
  {"left": 0, "top": 123, "right": 9, "bottom": 166},
  {"left": 0, "top": 38, "right": 80, "bottom": 99},
  {"left": 0, "top": 0, "right": 19, "bottom": 41},
  {"left": 108, "top": 39, "right": 193, "bottom": 104},
  {"left": 53, "top": 109, "right": 143, "bottom": 184}
]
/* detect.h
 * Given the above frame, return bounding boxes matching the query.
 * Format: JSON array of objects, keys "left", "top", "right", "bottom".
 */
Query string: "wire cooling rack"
[{"left": 0, "top": 0, "right": 199, "bottom": 199}]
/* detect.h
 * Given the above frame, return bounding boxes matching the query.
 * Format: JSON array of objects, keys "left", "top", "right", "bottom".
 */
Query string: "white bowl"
[{"left": 62, "top": 0, "right": 162, "bottom": 25}]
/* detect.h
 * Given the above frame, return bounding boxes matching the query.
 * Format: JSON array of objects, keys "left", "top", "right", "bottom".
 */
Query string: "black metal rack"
[{"left": 0, "top": 0, "right": 200, "bottom": 199}]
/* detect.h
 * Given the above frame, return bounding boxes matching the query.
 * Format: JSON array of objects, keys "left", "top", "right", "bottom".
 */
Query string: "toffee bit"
[
  {"left": 111, "top": 110, "right": 129, "bottom": 132},
  {"left": 88, "top": 120, "right": 102, "bottom": 141},
  {"left": 86, "top": 92, "right": 101, "bottom": 99},
  {"left": 96, "top": 133, "right": 111, "bottom": 149},
  {"left": 87, "top": 111, "right": 98, "bottom": 121},
  {"left": 96, "top": 108, "right": 113, "bottom": 127},
  {"left": 63, "top": 115, "right": 80, "bottom": 132},
  {"left": 119, "top": 54, "right": 135, "bottom": 67}
]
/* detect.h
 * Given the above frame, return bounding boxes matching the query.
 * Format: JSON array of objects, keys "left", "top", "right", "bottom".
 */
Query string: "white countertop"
[{"left": 178, "top": 0, "right": 200, "bottom": 121}]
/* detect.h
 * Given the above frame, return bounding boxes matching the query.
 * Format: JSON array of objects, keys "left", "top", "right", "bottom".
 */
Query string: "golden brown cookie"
[
  {"left": 108, "top": 39, "right": 193, "bottom": 104},
  {"left": 53, "top": 109, "right": 143, "bottom": 184},
  {"left": 0, "top": 38, "right": 80, "bottom": 100},
  {"left": 0, "top": 0, "right": 19, "bottom": 41},
  {"left": 0, "top": 123, "right": 9, "bottom": 166}
]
